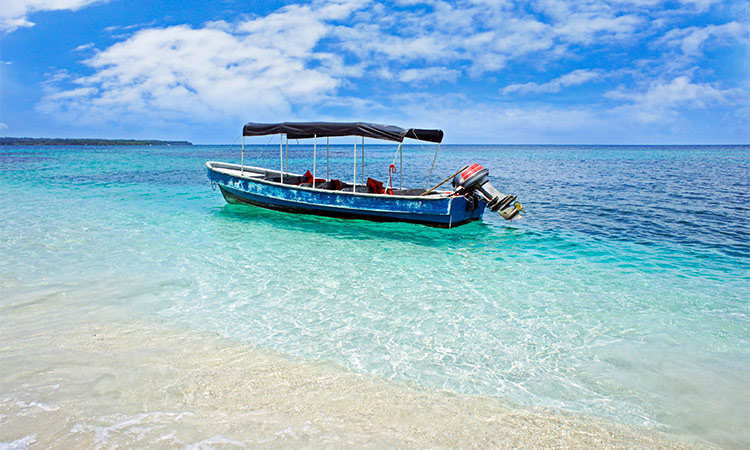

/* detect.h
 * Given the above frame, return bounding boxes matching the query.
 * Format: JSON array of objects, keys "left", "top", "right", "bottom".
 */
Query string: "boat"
[{"left": 206, "top": 122, "right": 522, "bottom": 228}]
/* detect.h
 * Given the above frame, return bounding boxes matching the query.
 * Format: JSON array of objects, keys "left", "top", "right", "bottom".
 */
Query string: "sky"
[{"left": 0, "top": 0, "right": 748, "bottom": 144}]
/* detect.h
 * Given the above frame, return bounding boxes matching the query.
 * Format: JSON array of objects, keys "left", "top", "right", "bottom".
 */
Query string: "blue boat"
[{"left": 206, "top": 122, "right": 522, "bottom": 228}]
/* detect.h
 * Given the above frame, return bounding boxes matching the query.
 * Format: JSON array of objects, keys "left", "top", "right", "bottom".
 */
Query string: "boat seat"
[
  {"left": 341, "top": 185, "right": 375, "bottom": 193},
  {"left": 296, "top": 170, "right": 325, "bottom": 185},
  {"left": 392, "top": 188, "right": 428, "bottom": 196},
  {"left": 366, "top": 177, "right": 386, "bottom": 194},
  {"left": 265, "top": 175, "right": 306, "bottom": 184},
  {"left": 303, "top": 179, "right": 342, "bottom": 190},
  {"left": 300, "top": 181, "right": 331, "bottom": 189}
]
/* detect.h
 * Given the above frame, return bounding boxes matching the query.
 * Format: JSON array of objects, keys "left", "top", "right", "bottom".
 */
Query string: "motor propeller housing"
[{"left": 452, "top": 163, "right": 522, "bottom": 221}]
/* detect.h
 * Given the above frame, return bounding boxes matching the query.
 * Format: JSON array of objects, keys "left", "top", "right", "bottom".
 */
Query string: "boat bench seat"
[
  {"left": 265, "top": 174, "right": 399, "bottom": 195},
  {"left": 300, "top": 180, "right": 343, "bottom": 191},
  {"left": 265, "top": 175, "right": 307, "bottom": 184},
  {"left": 392, "top": 188, "right": 428, "bottom": 196},
  {"left": 341, "top": 185, "right": 376, "bottom": 193}
]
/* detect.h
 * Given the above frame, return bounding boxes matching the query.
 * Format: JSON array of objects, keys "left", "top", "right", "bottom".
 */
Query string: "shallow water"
[
  {"left": 1, "top": 144, "right": 748, "bottom": 448},
  {"left": 0, "top": 298, "right": 708, "bottom": 449}
]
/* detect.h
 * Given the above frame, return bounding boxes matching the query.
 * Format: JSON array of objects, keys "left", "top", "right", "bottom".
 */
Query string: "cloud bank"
[
  {"left": 1, "top": 0, "right": 105, "bottom": 32},
  {"left": 34, "top": 0, "right": 749, "bottom": 142}
]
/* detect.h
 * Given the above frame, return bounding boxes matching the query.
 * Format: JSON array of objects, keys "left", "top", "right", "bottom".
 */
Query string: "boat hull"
[{"left": 207, "top": 162, "right": 485, "bottom": 228}]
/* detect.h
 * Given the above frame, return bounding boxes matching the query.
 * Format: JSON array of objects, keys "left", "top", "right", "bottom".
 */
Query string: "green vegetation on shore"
[{"left": 0, "top": 137, "right": 193, "bottom": 146}]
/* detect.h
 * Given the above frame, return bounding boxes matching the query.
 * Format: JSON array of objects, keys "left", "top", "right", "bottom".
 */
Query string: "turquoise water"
[{"left": 1, "top": 144, "right": 748, "bottom": 447}]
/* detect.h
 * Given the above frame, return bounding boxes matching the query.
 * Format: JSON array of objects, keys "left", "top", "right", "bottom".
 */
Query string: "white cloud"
[
  {"left": 237, "top": 4, "right": 329, "bottom": 57},
  {"left": 334, "top": 24, "right": 451, "bottom": 62},
  {"left": 552, "top": 13, "right": 643, "bottom": 44},
  {"left": 103, "top": 20, "right": 158, "bottom": 34},
  {"left": 676, "top": 0, "right": 724, "bottom": 12},
  {"left": 658, "top": 22, "right": 746, "bottom": 60},
  {"left": 390, "top": 81, "right": 746, "bottom": 143},
  {"left": 388, "top": 92, "right": 613, "bottom": 143},
  {"left": 532, "top": 0, "right": 646, "bottom": 45},
  {"left": 74, "top": 42, "right": 94, "bottom": 51},
  {"left": 1, "top": 0, "right": 105, "bottom": 32},
  {"left": 606, "top": 75, "right": 739, "bottom": 123},
  {"left": 398, "top": 66, "right": 460, "bottom": 84},
  {"left": 329, "top": 0, "right": 655, "bottom": 77},
  {"left": 502, "top": 69, "right": 602, "bottom": 94},
  {"left": 38, "top": 3, "right": 364, "bottom": 127},
  {"left": 0, "top": 122, "right": 8, "bottom": 130}
]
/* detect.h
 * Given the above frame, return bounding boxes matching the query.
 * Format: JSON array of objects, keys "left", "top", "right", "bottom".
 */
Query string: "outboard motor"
[{"left": 452, "top": 163, "right": 523, "bottom": 221}]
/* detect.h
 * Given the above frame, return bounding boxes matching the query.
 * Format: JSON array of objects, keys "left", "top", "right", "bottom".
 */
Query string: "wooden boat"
[{"left": 206, "top": 122, "right": 522, "bottom": 228}]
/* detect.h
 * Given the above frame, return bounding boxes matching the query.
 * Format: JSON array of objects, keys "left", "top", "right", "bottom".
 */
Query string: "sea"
[{"left": 0, "top": 143, "right": 748, "bottom": 449}]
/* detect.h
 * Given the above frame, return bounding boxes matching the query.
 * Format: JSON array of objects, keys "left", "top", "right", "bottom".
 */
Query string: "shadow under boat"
[{"left": 208, "top": 200, "right": 524, "bottom": 248}]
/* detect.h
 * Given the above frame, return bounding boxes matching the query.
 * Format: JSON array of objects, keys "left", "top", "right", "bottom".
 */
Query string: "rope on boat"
[
  {"left": 420, "top": 165, "right": 468, "bottom": 196},
  {"left": 387, "top": 164, "right": 397, "bottom": 191},
  {"left": 389, "top": 142, "right": 403, "bottom": 190},
  {"left": 426, "top": 143, "right": 441, "bottom": 188}
]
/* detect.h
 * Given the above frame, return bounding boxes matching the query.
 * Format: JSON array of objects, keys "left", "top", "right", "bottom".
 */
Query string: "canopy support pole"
[
  {"left": 285, "top": 135, "right": 289, "bottom": 173},
  {"left": 426, "top": 143, "right": 440, "bottom": 188},
  {"left": 313, "top": 134, "right": 317, "bottom": 189},
  {"left": 361, "top": 136, "right": 365, "bottom": 186},
  {"left": 279, "top": 134, "right": 284, "bottom": 184},
  {"left": 240, "top": 136, "right": 245, "bottom": 174},
  {"left": 353, "top": 136, "right": 357, "bottom": 193},
  {"left": 326, "top": 137, "right": 330, "bottom": 179},
  {"left": 400, "top": 143, "right": 403, "bottom": 190}
]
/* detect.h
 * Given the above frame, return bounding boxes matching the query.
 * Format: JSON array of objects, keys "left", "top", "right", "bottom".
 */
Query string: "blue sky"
[{"left": 1, "top": 0, "right": 748, "bottom": 144}]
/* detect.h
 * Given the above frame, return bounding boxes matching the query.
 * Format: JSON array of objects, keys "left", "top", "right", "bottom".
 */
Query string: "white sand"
[{"left": 0, "top": 290, "right": 714, "bottom": 449}]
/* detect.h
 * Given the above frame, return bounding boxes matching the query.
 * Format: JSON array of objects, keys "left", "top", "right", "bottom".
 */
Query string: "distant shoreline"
[{"left": 0, "top": 137, "right": 193, "bottom": 146}]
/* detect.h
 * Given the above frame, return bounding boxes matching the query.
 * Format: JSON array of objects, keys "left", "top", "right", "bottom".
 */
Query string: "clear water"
[{"left": 1, "top": 143, "right": 748, "bottom": 447}]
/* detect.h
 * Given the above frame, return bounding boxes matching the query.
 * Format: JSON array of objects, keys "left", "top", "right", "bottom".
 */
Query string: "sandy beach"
[{"left": 0, "top": 285, "right": 715, "bottom": 449}]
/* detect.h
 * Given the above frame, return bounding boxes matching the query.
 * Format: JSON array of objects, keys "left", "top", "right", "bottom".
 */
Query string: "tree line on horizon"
[{"left": 0, "top": 137, "right": 193, "bottom": 146}]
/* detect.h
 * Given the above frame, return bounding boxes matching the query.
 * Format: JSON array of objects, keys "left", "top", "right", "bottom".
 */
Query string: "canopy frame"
[{"left": 241, "top": 122, "right": 444, "bottom": 194}]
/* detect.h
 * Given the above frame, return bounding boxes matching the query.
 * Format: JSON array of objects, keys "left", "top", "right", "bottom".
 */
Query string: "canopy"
[{"left": 242, "top": 122, "right": 443, "bottom": 143}]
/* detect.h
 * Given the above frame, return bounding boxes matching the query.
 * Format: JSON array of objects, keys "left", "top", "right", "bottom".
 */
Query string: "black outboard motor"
[{"left": 452, "top": 163, "right": 523, "bottom": 221}]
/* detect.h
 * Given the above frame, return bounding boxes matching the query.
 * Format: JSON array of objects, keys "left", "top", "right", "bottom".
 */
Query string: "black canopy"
[{"left": 243, "top": 122, "right": 443, "bottom": 143}]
